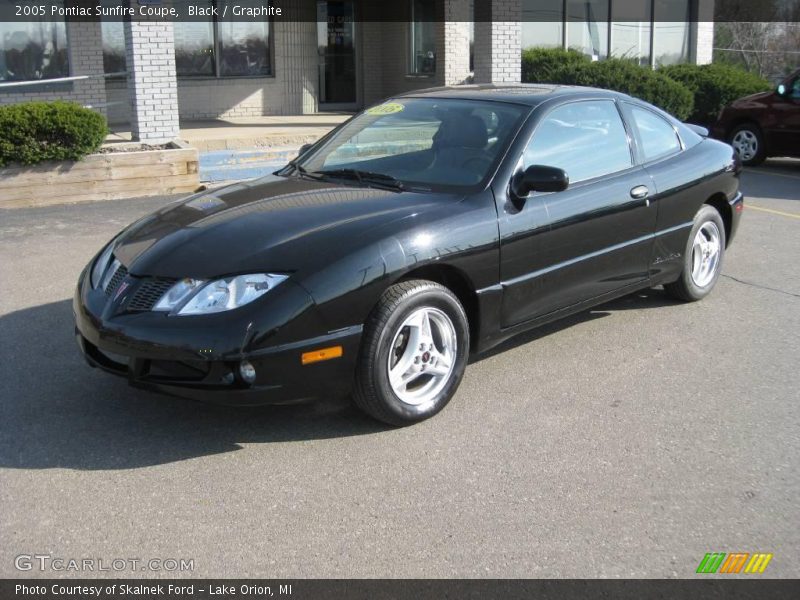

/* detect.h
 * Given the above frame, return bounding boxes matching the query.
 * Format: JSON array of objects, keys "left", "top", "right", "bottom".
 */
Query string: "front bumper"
[{"left": 74, "top": 270, "right": 362, "bottom": 405}]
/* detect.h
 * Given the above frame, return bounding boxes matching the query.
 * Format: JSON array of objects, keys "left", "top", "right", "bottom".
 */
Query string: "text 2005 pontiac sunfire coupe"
[{"left": 75, "top": 85, "right": 743, "bottom": 425}]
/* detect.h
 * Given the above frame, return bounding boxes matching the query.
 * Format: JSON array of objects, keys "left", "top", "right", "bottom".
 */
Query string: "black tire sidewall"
[
  {"left": 366, "top": 285, "right": 469, "bottom": 423},
  {"left": 678, "top": 205, "right": 726, "bottom": 301}
]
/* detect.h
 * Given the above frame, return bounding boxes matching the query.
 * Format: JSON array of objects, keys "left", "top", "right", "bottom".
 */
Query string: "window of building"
[
  {"left": 520, "top": 0, "right": 696, "bottom": 68},
  {"left": 566, "top": 0, "right": 609, "bottom": 61},
  {"left": 522, "top": 0, "right": 564, "bottom": 50},
  {"left": 174, "top": 21, "right": 216, "bottom": 76},
  {"left": 176, "top": 1, "right": 272, "bottom": 77},
  {"left": 409, "top": 0, "right": 436, "bottom": 75},
  {"left": 468, "top": 0, "right": 474, "bottom": 71},
  {"left": 627, "top": 105, "right": 681, "bottom": 162},
  {"left": 101, "top": 1, "right": 273, "bottom": 78},
  {"left": 610, "top": 1, "right": 651, "bottom": 66},
  {"left": 101, "top": 21, "right": 125, "bottom": 75},
  {"left": 525, "top": 100, "right": 632, "bottom": 183},
  {"left": 653, "top": 0, "right": 691, "bottom": 65},
  {"left": 217, "top": 6, "right": 272, "bottom": 77},
  {"left": 1, "top": 20, "right": 69, "bottom": 82}
]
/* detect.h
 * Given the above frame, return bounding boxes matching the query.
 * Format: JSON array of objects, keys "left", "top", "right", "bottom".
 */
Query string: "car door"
[
  {"left": 769, "top": 73, "right": 800, "bottom": 156},
  {"left": 620, "top": 102, "right": 699, "bottom": 278},
  {"left": 497, "top": 99, "right": 657, "bottom": 327}
]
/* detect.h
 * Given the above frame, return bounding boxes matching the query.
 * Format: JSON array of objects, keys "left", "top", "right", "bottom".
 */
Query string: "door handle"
[{"left": 630, "top": 185, "right": 650, "bottom": 206}]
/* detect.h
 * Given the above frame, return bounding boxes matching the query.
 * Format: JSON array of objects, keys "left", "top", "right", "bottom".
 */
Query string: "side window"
[
  {"left": 524, "top": 100, "right": 632, "bottom": 183},
  {"left": 629, "top": 106, "right": 682, "bottom": 162},
  {"left": 790, "top": 77, "right": 800, "bottom": 99}
]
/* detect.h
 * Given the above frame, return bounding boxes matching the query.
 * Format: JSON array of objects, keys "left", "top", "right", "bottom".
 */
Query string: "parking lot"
[{"left": 0, "top": 162, "right": 798, "bottom": 578}]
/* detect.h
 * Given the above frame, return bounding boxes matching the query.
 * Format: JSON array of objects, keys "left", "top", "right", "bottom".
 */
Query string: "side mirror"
[
  {"left": 298, "top": 143, "right": 313, "bottom": 156},
  {"left": 512, "top": 165, "right": 569, "bottom": 198},
  {"left": 777, "top": 84, "right": 787, "bottom": 96}
]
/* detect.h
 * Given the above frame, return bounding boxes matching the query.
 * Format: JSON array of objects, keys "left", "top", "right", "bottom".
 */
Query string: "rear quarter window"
[{"left": 628, "top": 105, "right": 683, "bottom": 162}]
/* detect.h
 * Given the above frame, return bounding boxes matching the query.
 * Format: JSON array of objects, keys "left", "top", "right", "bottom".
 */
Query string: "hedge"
[
  {"left": 522, "top": 49, "right": 694, "bottom": 120},
  {"left": 521, "top": 47, "right": 591, "bottom": 84},
  {"left": 0, "top": 101, "right": 108, "bottom": 167},
  {"left": 659, "top": 63, "right": 772, "bottom": 125}
]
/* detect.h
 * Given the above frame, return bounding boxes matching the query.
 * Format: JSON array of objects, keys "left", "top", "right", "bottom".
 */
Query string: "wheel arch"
[
  {"left": 396, "top": 264, "right": 480, "bottom": 350},
  {"left": 726, "top": 118, "right": 762, "bottom": 140},
  {"left": 704, "top": 193, "right": 732, "bottom": 247}
]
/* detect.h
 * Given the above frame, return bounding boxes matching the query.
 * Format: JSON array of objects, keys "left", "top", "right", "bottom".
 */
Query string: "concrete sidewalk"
[
  {"left": 107, "top": 114, "right": 350, "bottom": 151},
  {"left": 107, "top": 114, "right": 351, "bottom": 183}
]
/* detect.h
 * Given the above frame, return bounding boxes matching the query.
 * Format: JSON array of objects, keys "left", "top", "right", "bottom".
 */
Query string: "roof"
[{"left": 397, "top": 83, "right": 626, "bottom": 107}]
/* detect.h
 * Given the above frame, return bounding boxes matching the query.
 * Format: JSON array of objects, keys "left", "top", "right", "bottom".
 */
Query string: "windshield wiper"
[
  {"left": 284, "top": 160, "right": 325, "bottom": 181},
  {"left": 317, "top": 168, "right": 405, "bottom": 192}
]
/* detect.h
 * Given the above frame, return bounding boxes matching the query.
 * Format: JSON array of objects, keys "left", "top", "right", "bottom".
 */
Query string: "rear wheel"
[
  {"left": 664, "top": 205, "right": 726, "bottom": 302},
  {"left": 353, "top": 280, "right": 469, "bottom": 426},
  {"left": 729, "top": 123, "right": 766, "bottom": 166}
]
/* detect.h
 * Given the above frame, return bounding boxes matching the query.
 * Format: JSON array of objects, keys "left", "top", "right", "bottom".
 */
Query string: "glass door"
[{"left": 317, "top": 1, "right": 358, "bottom": 109}]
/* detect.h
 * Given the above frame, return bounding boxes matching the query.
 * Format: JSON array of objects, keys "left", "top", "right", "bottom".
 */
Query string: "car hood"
[
  {"left": 113, "top": 175, "right": 459, "bottom": 279},
  {"left": 731, "top": 90, "right": 772, "bottom": 107}
]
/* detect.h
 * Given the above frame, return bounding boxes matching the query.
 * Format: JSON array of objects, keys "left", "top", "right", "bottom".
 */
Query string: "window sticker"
[{"left": 366, "top": 102, "right": 405, "bottom": 116}]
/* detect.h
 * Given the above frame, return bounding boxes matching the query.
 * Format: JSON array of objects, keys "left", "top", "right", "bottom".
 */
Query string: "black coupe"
[{"left": 75, "top": 85, "right": 743, "bottom": 425}]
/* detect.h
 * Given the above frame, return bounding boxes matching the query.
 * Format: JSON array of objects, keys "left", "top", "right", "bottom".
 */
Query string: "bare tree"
[{"left": 714, "top": 0, "right": 800, "bottom": 79}]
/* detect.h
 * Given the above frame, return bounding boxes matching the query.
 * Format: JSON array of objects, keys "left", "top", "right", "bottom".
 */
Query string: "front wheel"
[
  {"left": 664, "top": 205, "right": 726, "bottom": 302},
  {"left": 353, "top": 280, "right": 469, "bottom": 426}
]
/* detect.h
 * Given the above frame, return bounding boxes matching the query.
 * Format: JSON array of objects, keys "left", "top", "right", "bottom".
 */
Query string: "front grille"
[
  {"left": 147, "top": 359, "right": 210, "bottom": 382},
  {"left": 128, "top": 278, "right": 177, "bottom": 311},
  {"left": 104, "top": 263, "right": 128, "bottom": 297}
]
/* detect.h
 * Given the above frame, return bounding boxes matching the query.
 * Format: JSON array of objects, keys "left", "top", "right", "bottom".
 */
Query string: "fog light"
[{"left": 239, "top": 360, "right": 256, "bottom": 384}]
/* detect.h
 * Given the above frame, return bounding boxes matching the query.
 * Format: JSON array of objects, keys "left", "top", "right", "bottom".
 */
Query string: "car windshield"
[{"left": 290, "top": 98, "right": 529, "bottom": 192}]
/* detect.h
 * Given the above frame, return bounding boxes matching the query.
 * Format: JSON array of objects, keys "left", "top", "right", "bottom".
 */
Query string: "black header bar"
[
  {"left": 2, "top": 579, "right": 800, "bottom": 600},
  {"left": 0, "top": 0, "right": 798, "bottom": 23}
]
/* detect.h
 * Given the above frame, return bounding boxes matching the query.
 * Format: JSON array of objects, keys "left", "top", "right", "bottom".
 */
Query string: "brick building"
[{"left": 0, "top": 0, "right": 715, "bottom": 143}]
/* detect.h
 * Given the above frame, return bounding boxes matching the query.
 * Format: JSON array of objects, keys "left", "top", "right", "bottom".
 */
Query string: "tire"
[
  {"left": 729, "top": 123, "right": 766, "bottom": 166},
  {"left": 353, "top": 280, "right": 470, "bottom": 426},
  {"left": 664, "top": 205, "right": 726, "bottom": 302}
]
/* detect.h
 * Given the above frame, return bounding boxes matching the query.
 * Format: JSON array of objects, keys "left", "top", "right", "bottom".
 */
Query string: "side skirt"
[{"left": 474, "top": 279, "right": 653, "bottom": 355}]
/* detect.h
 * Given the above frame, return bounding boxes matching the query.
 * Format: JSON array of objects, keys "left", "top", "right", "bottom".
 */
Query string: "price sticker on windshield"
[{"left": 366, "top": 102, "right": 405, "bottom": 116}]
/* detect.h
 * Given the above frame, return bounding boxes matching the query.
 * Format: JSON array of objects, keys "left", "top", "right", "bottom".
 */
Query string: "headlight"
[
  {"left": 154, "top": 274, "right": 288, "bottom": 316},
  {"left": 153, "top": 278, "right": 205, "bottom": 312},
  {"left": 90, "top": 243, "right": 116, "bottom": 289}
]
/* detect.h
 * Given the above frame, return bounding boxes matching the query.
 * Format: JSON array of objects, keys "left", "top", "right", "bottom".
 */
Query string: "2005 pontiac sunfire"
[{"left": 75, "top": 84, "right": 743, "bottom": 425}]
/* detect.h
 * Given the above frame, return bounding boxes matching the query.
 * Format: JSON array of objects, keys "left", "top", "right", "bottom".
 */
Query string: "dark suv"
[{"left": 712, "top": 68, "right": 800, "bottom": 165}]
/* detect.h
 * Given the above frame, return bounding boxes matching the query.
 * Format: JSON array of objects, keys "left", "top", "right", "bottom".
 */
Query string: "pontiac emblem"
[{"left": 114, "top": 280, "right": 131, "bottom": 301}]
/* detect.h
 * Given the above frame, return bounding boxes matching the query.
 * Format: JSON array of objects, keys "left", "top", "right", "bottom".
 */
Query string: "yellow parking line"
[
  {"left": 745, "top": 168, "right": 800, "bottom": 181},
  {"left": 747, "top": 204, "right": 800, "bottom": 219}
]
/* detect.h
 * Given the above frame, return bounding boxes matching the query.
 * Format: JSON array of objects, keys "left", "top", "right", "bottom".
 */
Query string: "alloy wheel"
[
  {"left": 731, "top": 129, "right": 758, "bottom": 162},
  {"left": 691, "top": 221, "right": 722, "bottom": 288},
  {"left": 387, "top": 307, "right": 457, "bottom": 406}
]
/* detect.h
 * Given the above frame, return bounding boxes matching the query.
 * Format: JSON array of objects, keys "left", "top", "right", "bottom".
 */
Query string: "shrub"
[
  {"left": 659, "top": 63, "right": 772, "bottom": 125},
  {"left": 521, "top": 48, "right": 695, "bottom": 121},
  {"left": 0, "top": 101, "right": 108, "bottom": 167},
  {"left": 522, "top": 47, "right": 591, "bottom": 84}
]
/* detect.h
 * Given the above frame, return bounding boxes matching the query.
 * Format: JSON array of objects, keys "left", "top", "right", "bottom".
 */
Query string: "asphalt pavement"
[{"left": 0, "top": 161, "right": 798, "bottom": 578}]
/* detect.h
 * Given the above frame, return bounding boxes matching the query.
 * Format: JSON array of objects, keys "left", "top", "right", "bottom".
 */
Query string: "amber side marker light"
[{"left": 301, "top": 346, "right": 343, "bottom": 365}]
